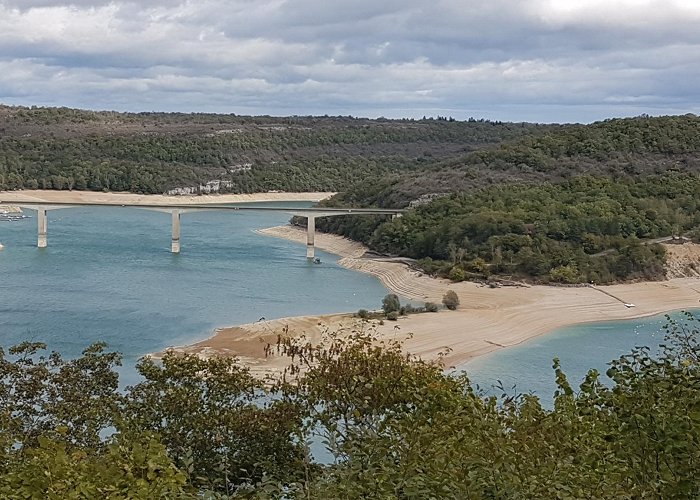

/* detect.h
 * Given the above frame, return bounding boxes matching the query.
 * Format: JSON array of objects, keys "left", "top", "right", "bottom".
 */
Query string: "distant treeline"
[
  {"left": 0, "top": 105, "right": 543, "bottom": 193},
  {"left": 320, "top": 114, "right": 700, "bottom": 208}
]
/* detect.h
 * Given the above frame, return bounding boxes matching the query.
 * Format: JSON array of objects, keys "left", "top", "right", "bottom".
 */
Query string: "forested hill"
[
  {"left": 315, "top": 114, "right": 700, "bottom": 284},
  {"left": 324, "top": 114, "right": 700, "bottom": 208},
  {"left": 0, "top": 105, "right": 544, "bottom": 193}
]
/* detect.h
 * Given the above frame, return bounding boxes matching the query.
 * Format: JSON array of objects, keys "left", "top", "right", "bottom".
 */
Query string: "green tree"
[
  {"left": 0, "top": 433, "right": 190, "bottom": 499},
  {"left": 381, "top": 293, "right": 401, "bottom": 314},
  {"left": 442, "top": 290, "right": 460, "bottom": 310},
  {"left": 125, "top": 351, "right": 307, "bottom": 494}
]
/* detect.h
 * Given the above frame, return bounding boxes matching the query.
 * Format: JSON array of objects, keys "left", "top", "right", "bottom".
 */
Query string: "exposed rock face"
[{"left": 664, "top": 242, "right": 700, "bottom": 279}]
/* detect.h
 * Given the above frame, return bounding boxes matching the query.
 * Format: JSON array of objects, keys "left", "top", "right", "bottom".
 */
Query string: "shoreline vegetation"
[{"left": 3, "top": 189, "right": 700, "bottom": 375}]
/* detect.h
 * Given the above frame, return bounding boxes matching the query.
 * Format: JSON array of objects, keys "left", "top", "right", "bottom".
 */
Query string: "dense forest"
[
  {"left": 0, "top": 105, "right": 544, "bottom": 194},
  {"left": 3, "top": 106, "right": 700, "bottom": 283},
  {"left": 314, "top": 114, "right": 700, "bottom": 283},
  {"left": 1, "top": 313, "right": 699, "bottom": 498},
  {"left": 317, "top": 173, "right": 700, "bottom": 283}
]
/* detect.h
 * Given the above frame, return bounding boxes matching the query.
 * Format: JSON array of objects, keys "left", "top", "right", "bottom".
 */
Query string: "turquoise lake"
[
  {"left": 462, "top": 309, "right": 699, "bottom": 406},
  {"left": 1, "top": 203, "right": 698, "bottom": 395},
  {"left": 0, "top": 203, "right": 389, "bottom": 385}
]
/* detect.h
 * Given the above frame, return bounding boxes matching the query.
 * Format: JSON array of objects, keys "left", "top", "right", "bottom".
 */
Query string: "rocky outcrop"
[{"left": 664, "top": 242, "right": 700, "bottom": 279}]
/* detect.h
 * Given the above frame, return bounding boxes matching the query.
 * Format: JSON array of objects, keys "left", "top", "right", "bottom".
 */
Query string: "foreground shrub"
[
  {"left": 442, "top": 290, "right": 460, "bottom": 310},
  {"left": 425, "top": 302, "right": 439, "bottom": 312},
  {"left": 2, "top": 313, "right": 700, "bottom": 497},
  {"left": 381, "top": 293, "right": 401, "bottom": 314}
]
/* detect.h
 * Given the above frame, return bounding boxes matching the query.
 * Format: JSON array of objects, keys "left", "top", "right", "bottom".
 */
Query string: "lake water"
[
  {"left": 0, "top": 203, "right": 389, "bottom": 385},
  {"left": 2, "top": 204, "right": 698, "bottom": 396},
  {"left": 461, "top": 309, "right": 700, "bottom": 406}
]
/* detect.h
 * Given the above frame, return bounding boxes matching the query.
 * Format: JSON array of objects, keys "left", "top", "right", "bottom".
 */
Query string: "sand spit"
[{"left": 164, "top": 225, "right": 700, "bottom": 374}]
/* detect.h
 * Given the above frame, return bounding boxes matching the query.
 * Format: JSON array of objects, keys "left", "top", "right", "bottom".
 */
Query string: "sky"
[{"left": 0, "top": 0, "right": 699, "bottom": 123}]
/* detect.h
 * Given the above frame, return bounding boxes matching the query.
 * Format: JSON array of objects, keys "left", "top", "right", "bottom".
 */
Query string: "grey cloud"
[{"left": 0, "top": 0, "right": 699, "bottom": 122}]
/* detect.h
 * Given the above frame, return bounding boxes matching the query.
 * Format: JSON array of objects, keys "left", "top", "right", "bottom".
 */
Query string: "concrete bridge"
[{"left": 1, "top": 200, "right": 404, "bottom": 259}]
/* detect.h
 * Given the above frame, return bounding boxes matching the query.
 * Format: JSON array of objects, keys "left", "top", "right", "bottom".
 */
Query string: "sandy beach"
[
  {"left": 161, "top": 224, "right": 700, "bottom": 375},
  {"left": 0, "top": 189, "right": 334, "bottom": 205},
  {"left": 5, "top": 189, "right": 699, "bottom": 373}
]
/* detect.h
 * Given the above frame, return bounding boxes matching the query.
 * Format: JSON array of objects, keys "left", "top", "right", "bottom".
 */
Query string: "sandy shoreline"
[
  {"left": 7, "top": 189, "right": 699, "bottom": 374},
  {"left": 163, "top": 225, "right": 700, "bottom": 375},
  {"left": 0, "top": 189, "right": 334, "bottom": 205}
]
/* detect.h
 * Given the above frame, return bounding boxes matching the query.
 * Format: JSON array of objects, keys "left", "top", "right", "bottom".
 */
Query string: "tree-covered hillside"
[
  {"left": 322, "top": 114, "right": 700, "bottom": 208},
  {"left": 0, "top": 105, "right": 544, "bottom": 193},
  {"left": 318, "top": 173, "right": 700, "bottom": 283},
  {"left": 315, "top": 115, "right": 700, "bottom": 283},
  {"left": 4, "top": 107, "right": 700, "bottom": 283}
]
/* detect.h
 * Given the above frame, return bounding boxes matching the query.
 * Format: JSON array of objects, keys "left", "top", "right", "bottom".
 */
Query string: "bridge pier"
[
  {"left": 171, "top": 210, "right": 181, "bottom": 253},
  {"left": 37, "top": 208, "right": 47, "bottom": 248},
  {"left": 306, "top": 216, "right": 315, "bottom": 260}
]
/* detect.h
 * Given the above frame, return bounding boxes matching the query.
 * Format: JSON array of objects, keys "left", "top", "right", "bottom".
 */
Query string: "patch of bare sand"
[
  {"left": 164, "top": 226, "right": 700, "bottom": 376},
  {"left": 0, "top": 189, "right": 334, "bottom": 205}
]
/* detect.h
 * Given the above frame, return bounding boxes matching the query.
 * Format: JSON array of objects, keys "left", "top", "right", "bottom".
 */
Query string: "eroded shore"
[
  {"left": 5, "top": 189, "right": 699, "bottom": 374},
  {"left": 165, "top": 225, "right": 700, "bottom": 376}
]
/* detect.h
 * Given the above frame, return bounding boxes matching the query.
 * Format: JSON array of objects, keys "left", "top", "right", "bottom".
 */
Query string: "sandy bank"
[
  {"left": 0, "top": 189, "right": 334, "bottom": 205},
  {"left": 165, "top": 225, "right": 700, "bottom": 374}
]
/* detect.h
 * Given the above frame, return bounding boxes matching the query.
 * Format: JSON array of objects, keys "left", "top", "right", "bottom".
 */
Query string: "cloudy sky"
[{"left": 0, "top": 0, "right": 698, "bottom": 123}]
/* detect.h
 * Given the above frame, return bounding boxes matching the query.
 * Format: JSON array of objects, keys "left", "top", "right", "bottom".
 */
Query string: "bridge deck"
[{"left": 0, "top": 199, "right": 404, "bottom": 255}]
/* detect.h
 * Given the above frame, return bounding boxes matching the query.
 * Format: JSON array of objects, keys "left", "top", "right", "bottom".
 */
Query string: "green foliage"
[
  {"left": 329, "top": 173, "right": 700, "bottom": 283},
  {"left": 0, "top": 105, "right": 542, "bottom": 194},
  {"left": 424, "top": 302, "right": 439, "bottom": 312},
  {"left": 0, "top": 433, "right": 189, "bottom": 499},
  {"left": 322, "top": 114, "right": 700, "bottom": 210},
  {"left": 448, "top": 266, "right": 466, "bottom": 282},
  {"left": 0, "top": 341, "right": 123, "bottom": 450},
  {"left": 290, "top": 313, "right": 700, "bottom": 498},
  {"left": 381, "top": 293, "right": 401, "bottom": 314},
  {"left": 442, "top": 290, "right": 460, "bottom": 310},
  {"left": 386, "top": 311, "right": 399, "bottom": 321},
  {"left": 314, "top": 115, "right": 700, "bottom": 283},
  {"left": 549, "top": 264, "right": 582, "bottom": 283},
  {"left": 356, "top": 308, "right": 369, "bottom": 319},
  {"left": 2, "top": 311, "right": 700, "bottom": 497},
  {"left": 125, "top": 352, "right": 306, "bottom": 493}
]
